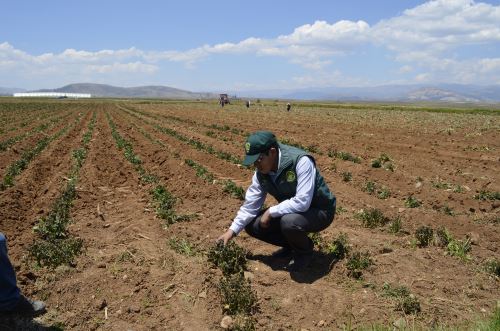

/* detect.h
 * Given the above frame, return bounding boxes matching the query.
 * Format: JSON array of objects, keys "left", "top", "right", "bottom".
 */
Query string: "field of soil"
[{"left": 0, "top": 99, "right": 498, "bottom": 330}]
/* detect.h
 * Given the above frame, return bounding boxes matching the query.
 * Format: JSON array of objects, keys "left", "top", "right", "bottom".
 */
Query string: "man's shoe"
[
  {"left": 8, "top": 296, "right": 46, "bottom": 317},
  {"left": 287, "top": 252, "right": 313, "bottom": 272},
  {"left": 271, "top": 247, "right": 293, "bottom": 258}
]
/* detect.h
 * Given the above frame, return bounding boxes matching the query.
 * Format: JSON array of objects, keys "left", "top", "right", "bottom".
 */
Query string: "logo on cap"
[{"left": 245, "top": 142, "right": 251, "bottom": 153}]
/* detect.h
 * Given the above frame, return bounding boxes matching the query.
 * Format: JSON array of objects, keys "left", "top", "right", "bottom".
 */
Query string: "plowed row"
[{"left": 0, "top": 100, "right": 498, "bottom": 330}]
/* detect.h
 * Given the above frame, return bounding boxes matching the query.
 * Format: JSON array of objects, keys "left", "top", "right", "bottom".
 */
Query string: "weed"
[
  {"left": 363, "top": 181, "right": 376, "bottom": 194},
  {"left": 308, "top": 232, "right": 324, "bottom": 248},
  {"left": 326, "top": 233, "right": 350, "bottom": 259},
  {"left": 355, "top": 208, "right": 390, "bottom": 228},
  {"left": 208, "top": 241, "right": 247, "bottom": 276},
  {"left": 151, "top": 185, "right": 195, "bottom": 226},
  {"left": 453, "top": 185, "right": 464, "bottom": 193},
  {"left": 484, "top": 259, "right": 500, "bottom": 277},
  {"left": 382, "top": 283, "right": 421, "bottom": 314},
  {"left": 435, "top": 227, "right": 452, "bottom": 247},
  {"left": 346, "top": 251, "right": 373, "bottom": 279},
  {"left": 336, "top": 206, "right": 347, "bottom": 214},
  {"left": 388, "top": 216, "right": 402, "bottom": 234},
  {"left": 377, "top": 187, "right": 391, "bottom": 199},
  {"left": 223, "top": 180, "right": 245, "bottom": 200},
  {"left": 442, "top": 205, "right": 454, "bottom": 216},
  {"left": 168, "top": 237, "right": 198, "bottom": 256},
  {"left": 405, "top": 195, "right": 421, "bottom": 208},
  {"left": 415, "top": 226, "right": 433, "bottom": 247},
  {"left": 474, "top": 190, "right": 500, "bottom": 201},
  {"left": 218, "top": 273, "right": 257, "bottom": 315},
  {"left": 341, "top": 172, "right": 352, "bottom": 182},
  {"left": 447, "top": 236, "right": 472, "bottom": 261},
  {"left": 371, "top": 153, "right": 393, "bottom": 171}
]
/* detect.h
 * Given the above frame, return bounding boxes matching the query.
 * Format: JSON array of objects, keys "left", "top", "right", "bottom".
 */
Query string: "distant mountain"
[
  {"left": 237, "top": 84, "right": 500, "bottom": 103},
  {"left": 35, "top": 83, "right": 217, "bottom": 99},
  {"left": 0, "top": 87, "right": 26, "bottom": 96}
]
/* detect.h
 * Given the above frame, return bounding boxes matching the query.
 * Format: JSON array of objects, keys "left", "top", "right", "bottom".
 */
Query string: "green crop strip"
[
  {"left": 0, "top": 111, "right": 72, "bottom": 152},
  {"left": 29, "top": 111, "right": 96, "bottom": 268},
  {"left": 118, "top": 105, "right": 242, "bottom": 164},
  {"left": 106, "top": 111, "right": 194, "bottom": 226},
  {"left": 0, "top": 112, "right": 84, "bottom": 190}
]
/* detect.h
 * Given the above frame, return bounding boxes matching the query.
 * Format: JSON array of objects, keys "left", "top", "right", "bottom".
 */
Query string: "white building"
[{"left": 13, "top": 92, "right": 91, "bottom": 98}]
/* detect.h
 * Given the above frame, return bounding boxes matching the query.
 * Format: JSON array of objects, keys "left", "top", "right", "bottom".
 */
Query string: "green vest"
[{"left": 256, "top": 143, "right": 336, "bottom": 214}]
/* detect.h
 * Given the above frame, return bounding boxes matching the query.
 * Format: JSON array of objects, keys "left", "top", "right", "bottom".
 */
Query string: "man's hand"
[
  {"left": 260, "top": 209, "right": 272, "bottom": 228},
  {"left": 217, "top": 229, "right": 235, "bottom": 245}
]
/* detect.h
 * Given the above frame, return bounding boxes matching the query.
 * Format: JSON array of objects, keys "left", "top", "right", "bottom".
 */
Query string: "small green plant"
[
  {"left": 208, "top": 241, "right": 247, "bottom": 276},
  {"left": 355, "top": 208, "right": 390, "bottom": 228},
  {"left": 382, "top": 283, "right": 421, "bottom": 315},
  {"left": 326, "top": 233, "right": 350, "bottom": 259},
  {"left": 415, "top": 226, "right": 433, "bottom": 247},
  {"left": 377, "top": 187, "right": 391, "bottom": 199},
  {"left": 218, "top": 273, "right": 257, "bottom": 315},
  {"left": 371, "top": 153, "right": 393, "bottom": 171},
  {"left": 474, "top": 190, "right": 500, "bottom": 201},
  {"left": 223, "top": 180, "right": 245, "bottom": 200},
  {"left": 168, "top": 237, "right": 198, "bottom": 256},
  {"left": 308, "top": 232, "right": 324, "bottom": 248},
  {"left": 447, "top": 236, "right": 472, "bottom": 261},
  {"left": 435, "top": 227, "right": 452, "bottom": 247},
  {"left": 29, "top": 238, "right": 83, "bottom": 268},
  {"left": 484, "top": 258, "right": 500, "bottom": 277},
  {"left": 341, "top": 172, "right": 352, "bottom": 182},
  {"left": 346, "top": 251, "right": 373, "bottom": 279},
  {"left": 388, "top": 216, "right": 402, "bottom": 234},
  {"left": 405, "top": 195, "right": 421, "bottom": 208},
  {"left": 363, "top": 181, "right": 376, "bottom": 194}
]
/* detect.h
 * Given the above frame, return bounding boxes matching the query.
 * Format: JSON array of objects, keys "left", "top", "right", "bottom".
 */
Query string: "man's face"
[{"left": 253, "top": 147, "right": 277, "bottom": 174}]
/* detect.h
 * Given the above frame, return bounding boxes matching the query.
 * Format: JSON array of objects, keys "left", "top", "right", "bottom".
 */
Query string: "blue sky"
[{"left": 1, "top": 0, "right": 499, "bottom": 91}]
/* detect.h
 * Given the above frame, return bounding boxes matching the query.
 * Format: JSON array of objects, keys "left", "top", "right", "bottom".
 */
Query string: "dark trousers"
[
  {"left": 0, "top": 233, "right": 20, "bottom": 310},
  {"left": 244, "top": 208, "right": 334, "bottom": 255}
]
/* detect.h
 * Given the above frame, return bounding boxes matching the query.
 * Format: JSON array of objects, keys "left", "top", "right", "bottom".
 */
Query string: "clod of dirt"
[
  {"left": 393, "top": 317, "right": 407, "bottom": 329},
  {"left": 220, "top": 315, "right": 233, "bottom": 329},
  {"left": 128, "top": 305, "right": 141, "bottom": 313},
  {"left": 243, "top": 271, "right": 254, "bottom": 282}
]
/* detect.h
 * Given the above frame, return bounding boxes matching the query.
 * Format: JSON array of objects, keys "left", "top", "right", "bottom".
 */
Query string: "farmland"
[{"left": 0, "top": 98, "right": 499, "bottom": 330}]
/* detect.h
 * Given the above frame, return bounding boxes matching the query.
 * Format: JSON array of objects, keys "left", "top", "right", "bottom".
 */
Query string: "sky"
[{"left": 1, "top": 0, "right": 500, "bottom": 92}]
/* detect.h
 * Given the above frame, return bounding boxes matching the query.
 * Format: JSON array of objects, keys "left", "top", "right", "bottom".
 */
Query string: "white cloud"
[{"left": 1, "top": 0, "right": 499, "bottom": 88}]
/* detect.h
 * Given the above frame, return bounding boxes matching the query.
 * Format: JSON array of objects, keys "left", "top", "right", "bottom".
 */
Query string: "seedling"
[
  {"left": 389, "top": 216, "right": 402, "bottom": 234},
  {"left": 371, "top": 153, "right": 394, "bottom": 171},
  {"left": 415, "top": 226, "right": 433, "bottom": 247},
  {"left": 223, "top": 180, "right": 245, "bottom": 200},
  {"left": 446, "top": 236, "right": 472, "bottom": 261},
  {"left": 363, "top": 181, "right": 376, "bottom": 194},
  {"left": 435, "top": 227, "right": 452, "bottom": 247},
  {"left": 326, "top": 233, "right": 350, "bottom": 260},
  {"left": 355, "top": 208, "right": 390, "bottom": 228},
  {"left": 382, "top": 283, "right": 421, "bottom": 315},
  {"left": 208, "top": 241, "right": 247, "bottom": 276},
  {"left": 346, "top": 251, "right": 373, "bottom": 279},
  {"left": 377, "top": 187, "right": 391, "bottom": 199},
  {"left": 341, "top": 172, "right": 352, "bottom": 182},
  {"left": 405, "top": 195, "right": 421, "bottom": 208},
  {"left": 484, "top": 259, "right": 500, "bottom": 277},
  {"left": 474, "top": 190, "right": 500, "bottom": 201}
]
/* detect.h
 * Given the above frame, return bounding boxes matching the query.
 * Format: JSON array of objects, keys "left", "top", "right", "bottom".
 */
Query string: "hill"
[{"left": 35, "top": 83, "right": 217, "bottom": 99}]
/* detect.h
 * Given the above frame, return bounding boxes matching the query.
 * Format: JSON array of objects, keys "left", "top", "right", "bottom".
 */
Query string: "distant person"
[
  {"left": 246, "top": 100, "right": 250, "bottom": 108},
  {"left": 0, "top": 232, "right": 46, "bottom": 316},
  {"left": 286, "top": 103, "right": 291, "bottom": 112},
  {"left": 217, "top": 131, "right": 336, "bottom": 272}
]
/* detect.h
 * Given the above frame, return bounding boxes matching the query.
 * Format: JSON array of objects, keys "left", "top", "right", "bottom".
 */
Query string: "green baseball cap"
[{"left": 242, "top": 131, "right": 277, "bottom": 166}]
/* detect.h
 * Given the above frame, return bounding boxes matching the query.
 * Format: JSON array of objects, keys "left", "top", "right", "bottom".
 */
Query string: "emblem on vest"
[
  {"left": 286, "top": 170, "right": 296, "bottom": 182},
  {"left": 245, "top": 142, "right": 250, "bottom": 153}
]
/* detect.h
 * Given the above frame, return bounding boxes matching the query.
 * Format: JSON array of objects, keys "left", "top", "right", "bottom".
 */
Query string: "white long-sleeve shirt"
[{"left": 229, "top": 153, "right": 316, "bottom": 235}]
